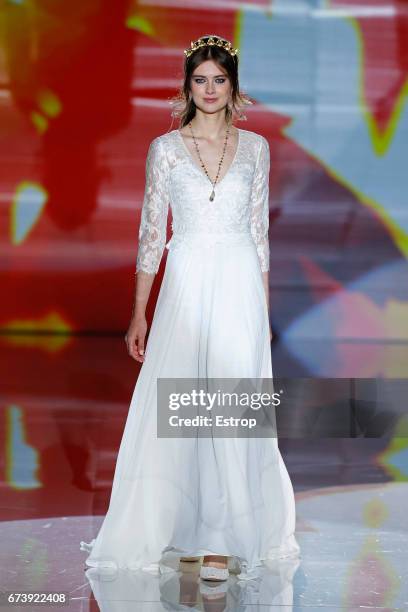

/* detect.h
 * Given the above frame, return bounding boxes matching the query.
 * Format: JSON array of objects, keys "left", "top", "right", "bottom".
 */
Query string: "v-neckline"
[{"left": 176, "top": 128, "right": 241, "bottom": 187}]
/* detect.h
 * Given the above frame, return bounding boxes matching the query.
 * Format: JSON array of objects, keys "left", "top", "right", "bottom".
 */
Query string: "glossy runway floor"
[
  {"left": 1, "top": 483, "right": 408, "bottom": 612},
  {"left": 1, "top": 336, "right": 408, "bottom": 610},
  {"left": 1, "top": 482, "right": 407, "bottom": 610}
]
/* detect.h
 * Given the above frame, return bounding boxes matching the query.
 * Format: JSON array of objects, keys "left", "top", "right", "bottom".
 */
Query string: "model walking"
[{"left": 80, "top": 34, "right": 300, "bottom": 582}]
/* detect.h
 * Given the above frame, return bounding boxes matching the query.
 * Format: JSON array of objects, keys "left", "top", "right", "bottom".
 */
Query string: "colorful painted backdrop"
[{"left": 1, "top": 0, "right": 408, "bottom": 379}]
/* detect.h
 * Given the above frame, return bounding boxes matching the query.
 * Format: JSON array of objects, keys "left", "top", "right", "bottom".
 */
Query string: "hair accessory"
[{"left": 184, "top": 35, "right": 239, "bottom": 59}]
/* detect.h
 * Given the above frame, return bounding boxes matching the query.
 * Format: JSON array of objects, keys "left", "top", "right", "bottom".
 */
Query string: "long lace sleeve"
[
  {"left": 135, "top": 137, "right": 170, "bottom": 275},
  {"left": 249, "top": 136, "right": 270, "bottom": 273}
]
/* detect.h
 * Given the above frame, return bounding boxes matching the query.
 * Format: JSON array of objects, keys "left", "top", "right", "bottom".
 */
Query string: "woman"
[{"left": 80, "top": 34, "right": 300, "bottom": 582}]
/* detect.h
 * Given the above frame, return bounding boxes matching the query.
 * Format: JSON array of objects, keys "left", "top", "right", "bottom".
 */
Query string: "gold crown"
[{"left": 184, "top": 35, "right": 239, "bottom": 59}]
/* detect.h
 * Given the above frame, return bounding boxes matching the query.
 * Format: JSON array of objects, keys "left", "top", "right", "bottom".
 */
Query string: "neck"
[{"left": 188, "top": 114, "right": 232, "bottom": 140}]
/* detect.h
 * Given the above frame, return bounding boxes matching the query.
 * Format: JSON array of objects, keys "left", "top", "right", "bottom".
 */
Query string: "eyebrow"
[{"left": 192, "top": 74, "right": 228, "bottom": 78}]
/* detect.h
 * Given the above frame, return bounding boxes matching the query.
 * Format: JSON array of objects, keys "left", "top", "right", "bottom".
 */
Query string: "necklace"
[{"left": 188, "top": 121, "right": 230, "bottom": 201}]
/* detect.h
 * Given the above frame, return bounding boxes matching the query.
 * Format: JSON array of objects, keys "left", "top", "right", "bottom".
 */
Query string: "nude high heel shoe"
[
  {"left": 200, "top": 556, "right": 229, "bottom": 582},
  {"left": 199, "top": 564, "right": 229, "bottom": 581}
]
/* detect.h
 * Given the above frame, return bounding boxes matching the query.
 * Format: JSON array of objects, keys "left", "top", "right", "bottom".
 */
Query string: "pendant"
[{"left": 209, "top": 189, "right": 215, "bottom": 201}]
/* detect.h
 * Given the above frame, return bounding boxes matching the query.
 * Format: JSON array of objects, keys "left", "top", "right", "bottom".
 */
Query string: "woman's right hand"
[{"left": 125, "top": 315, "right": 148, "bottom": 362}]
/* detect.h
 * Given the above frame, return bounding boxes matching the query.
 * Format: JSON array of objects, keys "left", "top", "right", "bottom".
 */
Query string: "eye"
[{"left": 192, "top": 77, "right": 227, "bottom": 84}]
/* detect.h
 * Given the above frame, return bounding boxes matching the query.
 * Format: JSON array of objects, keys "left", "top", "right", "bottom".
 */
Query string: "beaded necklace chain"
[{"left": 188, "top": 122, "right": 230, "bottom": 201}]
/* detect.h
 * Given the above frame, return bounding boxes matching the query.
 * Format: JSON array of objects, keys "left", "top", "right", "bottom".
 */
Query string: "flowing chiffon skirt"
[{"left": 80, "top": 233, "right": 301, "bottom": 580}]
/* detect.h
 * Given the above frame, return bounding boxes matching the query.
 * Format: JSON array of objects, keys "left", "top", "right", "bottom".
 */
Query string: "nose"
[{"left": 206, "top": 81, "right": 215, "bottom": 94}]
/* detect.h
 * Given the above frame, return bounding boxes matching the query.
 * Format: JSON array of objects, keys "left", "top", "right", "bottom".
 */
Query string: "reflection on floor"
[
  {"left": 1, "top": 335, "right": 408, "bottom": 609},
  {"left": 0, "top": 482, "right": 407, "bottom": 610}
]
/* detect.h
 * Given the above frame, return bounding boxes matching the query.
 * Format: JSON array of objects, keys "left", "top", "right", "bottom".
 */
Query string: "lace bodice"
[{"left": 135, "top": 128, "right": 270, "bottom": 275}]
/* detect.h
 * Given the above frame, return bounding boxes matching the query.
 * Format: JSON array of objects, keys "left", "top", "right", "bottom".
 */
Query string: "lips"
[{"left": 204, "top": 98, "right": 217, "bottom": 102}]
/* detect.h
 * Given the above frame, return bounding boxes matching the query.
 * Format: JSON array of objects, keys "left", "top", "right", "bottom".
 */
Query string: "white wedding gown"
[{"left": 80, "top": 127, "right": 301, "bottom": 580}]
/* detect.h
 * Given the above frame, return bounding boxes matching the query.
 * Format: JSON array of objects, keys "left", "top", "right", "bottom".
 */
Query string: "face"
[{"left": 189, "top": 60, "right": 232, "bottom": 114}]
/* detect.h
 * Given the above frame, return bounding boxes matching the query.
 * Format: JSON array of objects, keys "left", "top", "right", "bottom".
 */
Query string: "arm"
[
  {"left": 126, "top": 137, "right": 170, "bottom": 362},
  {"left": 249, "top": 136, "right": 271, "bottom": 332},
  {"left": 135, "top": 137, "right": 170, "bottom": 276}
]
